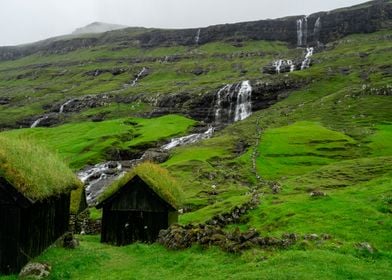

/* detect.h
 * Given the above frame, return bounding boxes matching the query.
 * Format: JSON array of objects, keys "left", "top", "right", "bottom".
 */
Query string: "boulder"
[
  {"left": 310, "top": 191, "right": 327, "bottom": 197},
  {"left": 191, "top": 68, "right": 207, "bottom": 76},
  {"left": 19, "top": 263, "right": 51, "bottom": 280},
  {"left": 356, "top": 242, "right": 376, "bottom": 254},
  {"left": 62, "top": 232, "right": 80, "bottom": 249}
]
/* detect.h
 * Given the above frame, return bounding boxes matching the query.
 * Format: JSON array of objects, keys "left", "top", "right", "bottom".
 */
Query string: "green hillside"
[{"left": 1, "top": 11, "right": 392, "bottom": 280}]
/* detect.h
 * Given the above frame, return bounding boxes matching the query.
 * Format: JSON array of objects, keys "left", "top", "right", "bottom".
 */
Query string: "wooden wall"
[{"left": 0, "top": 184, "right": 70, "bottom": 275}]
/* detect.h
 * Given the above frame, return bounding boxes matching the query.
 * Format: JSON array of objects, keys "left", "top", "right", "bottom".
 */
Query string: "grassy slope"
[
  {"left": 1, "top": 235, "right": 391, "bottom": 280},
  {"left": 1, "top": 29, "right": 392, "bottom": 279},
  {"left": 0, "top": 40, "right": 293, "bottom": 127},
  {"left": 1, "top": 115, "right": 195, "bottom": 169}
]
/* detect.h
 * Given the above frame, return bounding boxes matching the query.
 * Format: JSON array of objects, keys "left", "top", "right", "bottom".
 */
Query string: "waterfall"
[
  {"left": 214, "top": 81, "right": 252, "bottom": 123},
  {"left": 273, "top": 60, "right": 283, "bottom": 74},
  {"left": 301, "top": 47, "right": 314, "bottom": 70},
  {"left": 31, "top": 115, "right": 49, "bottom": 128},
  {"left": 214, "top": 84, "right": 231, "bottom": 123},
  {"left": 272, "top": 60, "right": 296, "bottom": 74},
  {"left": 234, "top": 81, "right": 252, "bottom": 122},
  {"left": 313, "top": 17, "right": 322, "bottom": 42},
  {"left": 195, "top": 29, "right": 201, "bottom": 45},
  {"left": 287, "top": 60, "right": 295, "bottom": 72},
  {"left": 297, "top": 17, "right": 308, "bottom": 46},
  {"left": 59, "top": 99, "right": 74, "bottom": 113},
  {"left": 131, "top": 67, "right": 147, "bottom": 87}
]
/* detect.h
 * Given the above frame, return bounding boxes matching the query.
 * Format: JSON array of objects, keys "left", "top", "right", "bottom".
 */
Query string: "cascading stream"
[
  {"left": 195, "top": 29, "right": 201, "bottom": 45},
  {"left": 234, "top": 81, "right": 253, "bottom": 122},
  {"left": 301, "top": 47, "right": 314, "bottom": 70},
  {"left": 78, "top": 126, "right": 216, "bottom": 205},
  {"left": 131, "top": 67, "right": 147, "bottom": 87},
  {"left": 214, "top": 81, "right": 253, "bottom": 124},
  {"left": 30, "top": 116, "right": 49, "bottom": 128}
]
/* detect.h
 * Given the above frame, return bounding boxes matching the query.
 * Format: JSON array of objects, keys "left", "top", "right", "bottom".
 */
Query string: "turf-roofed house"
[
  {"left": 96, "top": 162, "right": 182, "bottom": 246},
  {"left": 0, "top": 136, "right": 81, "bottom": 275}
]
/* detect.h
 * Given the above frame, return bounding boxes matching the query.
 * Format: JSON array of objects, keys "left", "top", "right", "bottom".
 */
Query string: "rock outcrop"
[{"left": 150, "top": 78, "right": 302, "bottom": 123}]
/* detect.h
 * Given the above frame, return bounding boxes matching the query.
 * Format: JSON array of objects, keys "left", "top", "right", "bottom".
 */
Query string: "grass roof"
[
  {"left": 0, "top": 136, "right": 82, "bottom": 201},
  {"left": 98, "top": 162, "right": 183, "bottom": 209}
]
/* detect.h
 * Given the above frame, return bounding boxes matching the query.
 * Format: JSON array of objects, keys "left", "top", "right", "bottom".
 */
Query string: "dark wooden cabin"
[
  {"left": 97, "top": 169, "right": 180, "bottom": 246},
  {"left": 0, "top": 136, "right": 81, "bottom": 275},
  {"left": 0, "top": 178, "right": 71, "bottom": 274}
]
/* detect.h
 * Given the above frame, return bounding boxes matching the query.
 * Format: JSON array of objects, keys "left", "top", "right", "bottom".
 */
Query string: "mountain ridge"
[{"left": 0, "top": 0, "right": 391, "bottom": 61}]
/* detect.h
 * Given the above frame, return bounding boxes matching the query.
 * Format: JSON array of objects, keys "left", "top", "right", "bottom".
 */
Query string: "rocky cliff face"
[
  {"left": 149, "top": 78, "right": 302, "bottom": 124},
  {"left": 0, "top": 0, "right": 391, "bottom": 61}
]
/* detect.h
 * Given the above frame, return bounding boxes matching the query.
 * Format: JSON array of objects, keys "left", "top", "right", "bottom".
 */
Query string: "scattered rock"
[
  {"left": 19, "top": 263, "right": 51, "bottom": 280},
  {"left": 191, "top": 68, "right": 207, "bottom": 76},
  {"left": 358, "top": 52, "right": 369, "bottom": 58},
  {"left": 141, "top": 149, "right": 170, "bottom": 163},
  {"left": 310, "top": 191, "right": 327, "bottom": 197},
  {"left": 233, "top": 140, "right": 249, "bottom": 155},
  {"left": 158, "top": 224, "right": 294, "bottom": 252},
  {"left": 271, "top": 183, "right": 282, "bottom": 194},
  {"left": 321, "top": 233, "right": 332, "bottom": 240},
  {"left": 304, "top": 233, "right": 320, "bottom": 241},
  {"left": 356, "top": 242, "right": 376, "bottom": 254},
  {"left": 282, "top": 233, "right": 299, "bottom": 241},
  {"left": 0, "top": 97, "right": 10, "bottom": 105},
  {"left": 62, "top": 232, "right": 79, "bottom": 249},
  {"left": 340, "top": 67, "right": 351, "bottom": 75},
  {"left": 85, "top": 68, "right": 128, "bottom": 77}
]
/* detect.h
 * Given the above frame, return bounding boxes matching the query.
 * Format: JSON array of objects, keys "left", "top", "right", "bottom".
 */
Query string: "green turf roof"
[
  {"left": 98, "top": 162, "right": 183, "bottom": 209},
  {"left": 0, "top": 136, "right": 82, "bottom": 202}
]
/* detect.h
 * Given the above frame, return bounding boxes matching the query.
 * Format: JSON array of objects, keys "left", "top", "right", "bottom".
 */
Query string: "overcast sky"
[{"left": 0, "top": 0, "right": 369, "bottom": 46}]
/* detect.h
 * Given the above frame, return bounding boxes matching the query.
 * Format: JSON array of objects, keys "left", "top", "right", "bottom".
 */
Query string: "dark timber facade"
[
  {"left": 0, "top": 178, "right": 70, "bottom": 275},
  {"left": 97, "top": 175, "right": 178, "bottom": 246}
]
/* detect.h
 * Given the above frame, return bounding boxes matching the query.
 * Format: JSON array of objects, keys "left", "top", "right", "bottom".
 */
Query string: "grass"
[
  {"left": 1, "top": 235, "right": 391, "bottom": 280},
  {"left": 0, "top": 136, "right": 81, "bottom": 201},
  {"left": 98, "top": 162, "right": 183, "bottom": 209},
  {"left": 1, "top": 115, "right": 196, "bottom": 170},
  {"left": 244, "top": 173, "right": 392, "bottom": 250},
  {"left": 256, "top": 121, "right": 360, "bottom": 180}
]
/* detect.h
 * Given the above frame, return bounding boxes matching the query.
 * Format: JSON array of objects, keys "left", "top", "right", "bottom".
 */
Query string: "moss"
[
  {"left": 70, "top": 184, "right": 87, "bottom": 215},
  {"left": 98, "top": 162, "right": 183, "bottom": 209},
  {"left": 0, "top": 136, "right": 81, "bottom": 201}
]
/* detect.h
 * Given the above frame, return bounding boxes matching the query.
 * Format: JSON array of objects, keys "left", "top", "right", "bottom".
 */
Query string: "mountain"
[
  {"left": 72, "top": 22, "right": 128, "bottom": 35},
  {"left": 0, "top": 0, "right": 391, "bottom": 279},
  {"left": 0, "top": 0, "right": 391, "bottom": 60}
]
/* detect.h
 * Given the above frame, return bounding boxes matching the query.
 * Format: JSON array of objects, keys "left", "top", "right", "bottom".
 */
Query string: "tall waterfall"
[
  {"left": 234, "top": 81, "right": 252, "bottom": 122},
  {"left": 297, "top": 17, "right": 308, "bottom": 46},
  {"left": 214, "top": 81, "right": 252, "bottom": 123},
  {"left": 195, "top": 29, "right": 201, "bottom": 45},
  {"left": 301, "top": 47, "right": 314, "bottom": 70},
  {"left": 313, "top": 17, "right": 322, "bottom": 42}
]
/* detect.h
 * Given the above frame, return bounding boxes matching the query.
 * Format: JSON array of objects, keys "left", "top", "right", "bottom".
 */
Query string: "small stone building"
[
  {"left": 0, "top": 136, "right": 81, "bottom": 275},
  {"left": 96, "top": 162, "right": 181, "bottom": 246}
]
